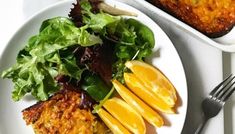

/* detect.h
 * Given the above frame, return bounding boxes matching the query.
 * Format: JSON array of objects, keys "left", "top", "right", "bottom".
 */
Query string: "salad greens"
[
  {"left": 1, "top": 17, "right": 97, "bottom": 101},
  {"left": 1, "top": 0, "right": 155, "bottom": 102},
  {"left": 109, "top": 18, "right": 155, "bottom": 82}
]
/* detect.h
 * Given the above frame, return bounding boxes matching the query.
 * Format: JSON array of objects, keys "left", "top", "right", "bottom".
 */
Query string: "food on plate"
[
  {"left": 124, "top": 73, "right": 174, "bottom": 114},
  {"left": 102, "top": 97, "right": 146, "bottom": 134},
  {"left": 125, "top": 60, "right": 177, "bottom": 107},
  {"left": 98, "top": 60, "right": 179, "bottom": 132},
  {"left": 1, "top": 0, "right": 161, "bottom": 133},
  {"left": 97, "top": 108, "right": 131, "bottom": 134},
  {"left": 1, "top": 0, "right": 181, "bottom": 133},
  {"left": 147, "top": 0, "right": 235, "bottom": 38},
  {"left": 22, "top": 85, "right": 111, "bottom": 134},
  {"left": 112, "top": 79, "right": 164, "bottom": 128}
]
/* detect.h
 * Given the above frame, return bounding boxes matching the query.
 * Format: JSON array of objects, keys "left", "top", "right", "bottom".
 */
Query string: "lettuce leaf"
[
  {"left": 1, "top": 17, "right": 101, "bottom": 101},
  {"left": 71, "top": 0, "right": 120, "bottom": 31},
  {"left": 81, "top": 73, "right": 110, "bottom": 101}
]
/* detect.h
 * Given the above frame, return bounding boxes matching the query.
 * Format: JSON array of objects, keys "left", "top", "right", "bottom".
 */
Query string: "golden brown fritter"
[
  {"left": 147, "top": 0, "right": 235, "bottom": 37},
  {"left": 22, "top": 88, "right": 111, "bottom": 134}
]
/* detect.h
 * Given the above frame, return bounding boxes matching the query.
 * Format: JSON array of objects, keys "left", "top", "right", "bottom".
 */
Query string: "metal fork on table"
[{"left": 195, "top": 74, "right": 235, "bottom": 134}]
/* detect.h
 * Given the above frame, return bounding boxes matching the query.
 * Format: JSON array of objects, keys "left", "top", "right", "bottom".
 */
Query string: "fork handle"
[{"left": 195, "top": 116, "right": 209, "bottom": 134}]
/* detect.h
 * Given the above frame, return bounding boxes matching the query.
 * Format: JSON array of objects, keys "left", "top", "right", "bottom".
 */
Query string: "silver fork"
[{"left": 195, "top": 74, "right": 235, "bottom": 134}]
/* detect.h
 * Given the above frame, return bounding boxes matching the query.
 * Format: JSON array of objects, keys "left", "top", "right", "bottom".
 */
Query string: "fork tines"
[{"left": 209, "top": 74, "right": 235, "bottom": 102}]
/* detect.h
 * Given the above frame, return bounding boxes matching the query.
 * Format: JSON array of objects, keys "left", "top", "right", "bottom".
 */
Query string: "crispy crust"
[
  {"left": 22, "top": 88, "right": 110, "bottom": 134},
  {"left": 147, "top": 0, "right": 235, "bottom": 38}
]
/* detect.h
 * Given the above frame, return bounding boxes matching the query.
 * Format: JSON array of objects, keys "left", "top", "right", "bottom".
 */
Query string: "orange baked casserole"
[
  {"left": 22, "top": 88, "right": 111, "bottom": 134},
  {"left": 147, "top": 0, "right": 235, "bottom": 37}
]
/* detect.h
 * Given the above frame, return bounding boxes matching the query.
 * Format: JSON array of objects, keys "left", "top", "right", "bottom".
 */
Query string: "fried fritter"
[
  {"left": 22, "top": 87, "right": 111, "bottom": 134},
  {"left": 147, "top": 0, "right": 235, "bottom": 37}
]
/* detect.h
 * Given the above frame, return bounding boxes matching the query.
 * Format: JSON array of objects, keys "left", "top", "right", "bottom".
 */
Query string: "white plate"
[
  {"left": 0, "top": 0, "right": 187, "bottom": 133},
  {"left": 133, "top": 0, "right": 235, "bottom": 52}
]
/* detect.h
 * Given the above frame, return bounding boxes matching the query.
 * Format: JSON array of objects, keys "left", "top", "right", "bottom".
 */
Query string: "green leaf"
[
  {"left": 80, "top": 0, "right": 120, "bottom": 32},
  {"left": 60, "top": 53, "right": 86, "bottom": 80},
  {"left": 81, "top": 73, "right": 110, "bottom": 101},
  {"left": 109, "top": 18, "right": 155, "bottom": 82},
  {"left": 126, "top": 18, "right": 155, "bottom": 48},
  {"left": 86, "top": 13, "right": 120, "bottom": 31},
  {"left": 80, "top": 0, "right": 92, "bottom": 11},
  {"left": 112, "top": 18, "right": 137, "bottom": 45}
]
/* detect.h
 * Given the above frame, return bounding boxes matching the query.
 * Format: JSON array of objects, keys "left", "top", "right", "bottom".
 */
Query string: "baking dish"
[{"left": 132, "top": 0, "right": 235, "bottom": 52}]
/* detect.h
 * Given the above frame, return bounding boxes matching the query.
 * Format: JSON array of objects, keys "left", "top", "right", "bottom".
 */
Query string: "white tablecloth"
[{"left": 0, "top": 0, "right": 234, "bottom": 134}]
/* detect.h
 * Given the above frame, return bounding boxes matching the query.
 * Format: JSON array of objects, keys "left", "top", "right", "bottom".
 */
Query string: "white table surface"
[{"left": 0, "top": 0, "right": 234, "bottom": 134}]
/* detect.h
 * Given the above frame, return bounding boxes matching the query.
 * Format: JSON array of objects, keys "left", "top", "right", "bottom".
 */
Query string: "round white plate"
[{"left": 0, "top": 0, "right": 187, "bottom": 133}]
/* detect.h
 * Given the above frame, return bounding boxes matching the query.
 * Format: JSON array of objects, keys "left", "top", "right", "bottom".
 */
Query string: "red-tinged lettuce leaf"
[
  {"left": 74, "top": 40, "right": 114, "bottom": 85},
  {"left": 90, "top": 42, "right": 114, "bottom": 85},
  {"left": 69, "top": 0, "right": 83, "bottom": 27},
  {"left": 88, "top": 0, "right": 102, "bottom": 13}
]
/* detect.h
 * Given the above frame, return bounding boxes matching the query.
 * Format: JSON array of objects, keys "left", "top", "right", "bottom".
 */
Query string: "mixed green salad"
[{"left": 1, "top": 0, "right": 155, "bottom": 103}]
